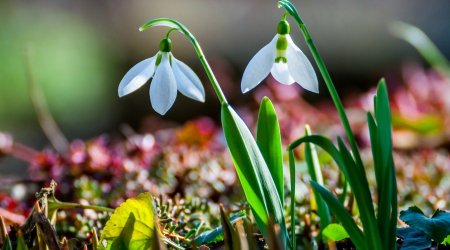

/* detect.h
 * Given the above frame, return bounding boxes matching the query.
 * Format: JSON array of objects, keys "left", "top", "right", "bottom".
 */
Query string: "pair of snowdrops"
[{"left": 118, "top": 20, "right": 318, "bottom": 115}]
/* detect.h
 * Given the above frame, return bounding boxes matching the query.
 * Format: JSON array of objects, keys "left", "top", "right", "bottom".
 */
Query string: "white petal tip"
[
  {"left": 118, "top": 89, "right": 126, "bottom": 97},
  {"left": 154, "top": 109, "right": 168, "bottom": 115}
]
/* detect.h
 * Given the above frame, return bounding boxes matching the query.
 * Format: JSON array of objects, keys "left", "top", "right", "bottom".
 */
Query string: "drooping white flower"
[
  {"left": 118, "top": 38, "right": 205, "bottom": 115},
  {"left": 241, "top": 20, "right": 318, "bottom": 93}
]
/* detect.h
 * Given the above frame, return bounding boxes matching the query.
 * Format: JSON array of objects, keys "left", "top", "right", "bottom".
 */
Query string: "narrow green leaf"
[
  {"left": 337, "top": 138, "right": 381, "bottom": 249},
  {"left": 289, "top": 135, "right": 343, "bottom": 169},
  {"left": 304, "top": 126, "right": 331, "bottom": 232},
  {"left": 100, "top": 192, "right": 157, "bottom": 250},
  {"left": 310, "top": 181, "right": 365, "bottom": 249},
  {"left": 257, "top": 97, "right": 284, "bottom": 206},
  {"left": 290, "top": 134, "right": 380, "bottom": 248},
  {"left": 374, "top": 79, "right": 397, "bottom": 248},
  {"left": 322, "top": 224, "right": 349, "bottom": 241},
  {"left": 221, "top": 104, "right": 288, "bottom": 246},
  {"left": 400, "top": 206, "right": 450, "bottom": 243}
]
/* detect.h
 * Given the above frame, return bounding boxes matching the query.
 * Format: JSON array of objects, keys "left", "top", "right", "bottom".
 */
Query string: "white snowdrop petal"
[
  {"left": 150, "top": 53, "right": 177, "bottom": 115},
  {"left": 172, "top": 57, "right": 205, "bottom": 102},
  {"left": 271, "top": 62, "right": 295, "bottom": 85},
  {"left": 286, "top": 35, "right": 319, "bottom": 93},
  {"left": 241, "top": 35, "right": 278, "bottom": 93},
  {"left": 118, "top": 56, "right": 156, "bottom": 97}
]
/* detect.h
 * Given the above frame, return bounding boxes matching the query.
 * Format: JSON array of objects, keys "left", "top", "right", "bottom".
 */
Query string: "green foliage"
[
  {"left": 322, "top": 223, "right": 349, "bottom": 242},
  {"left": 310, "top": 181, "right": 365, "bottom": 249},
  {"left": 194, "top": 211, "right": 246, "bottom": 246},
  {"left": 221, "top": 103, "right": 288, "bottom": 247},
  {"left": 257, "top": 97, "right": 284, "bottom": 206},
  {"left": 370, "top": 80, "right": 398, "bottom": 249},
  {"left": 397, "top": 227, "right": 432, "bottom": 250},
  {"left": 99, "top": 193, "right": 159, "bottom": 250},
  {"left": 443, "top": 234, "right": 450, "bottom": 246},
  {"left": 289, "top": 80, "right": 397, "bottom": 250},
  {"left": 304, "top": 126, "right": 330, "bottom": 233},
  {"left": 16, "top": 231, "right": 29, "bottom": 250},
  {"left": 400, "top": 206, "right": 450, "bottom": 244}
]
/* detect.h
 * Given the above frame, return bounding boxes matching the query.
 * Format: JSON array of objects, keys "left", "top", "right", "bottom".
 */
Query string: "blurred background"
[{"left": 0, "top": 0, "right": 449, "bottom": 175}]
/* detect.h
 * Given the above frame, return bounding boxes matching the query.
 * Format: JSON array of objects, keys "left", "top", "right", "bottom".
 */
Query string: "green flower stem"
[
  {"left": 140, "top": 18, "right": 228, "bottom": 105},
  {"left": 49, "top": 201, "right": 114, "bottom": 213},
  {"left": 278, "top": 1, "right": 364, "bottom": 169}
]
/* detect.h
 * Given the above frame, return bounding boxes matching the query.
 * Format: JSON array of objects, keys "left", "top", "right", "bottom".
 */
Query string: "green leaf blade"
[
  {"left": 221, "top": 104, "right": 288, "bottom": 247},
  {"left": 304, "top": 126, "right": 331, "bottom": 233},
  {"left": 256, "top": 97, "right": 284, "bottom": 206},
  {"left": 100, "top": 193, "right": 158, "bottom": 250},
  {"left": 400, "top": 206, "right": 450, "bottom": 243}
]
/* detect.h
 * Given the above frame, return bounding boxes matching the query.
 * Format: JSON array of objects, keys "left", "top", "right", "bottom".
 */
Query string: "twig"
[{"left": 23, "top": 46, "right": 69, "bottom": 153}]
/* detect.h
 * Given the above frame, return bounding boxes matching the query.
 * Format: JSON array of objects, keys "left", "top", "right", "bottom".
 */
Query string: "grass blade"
[{"left": 257, "top": 97, "right": 284, "bottom": 206}]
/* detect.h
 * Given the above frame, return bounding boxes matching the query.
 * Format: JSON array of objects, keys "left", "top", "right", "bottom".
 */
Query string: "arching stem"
[{"left": 140, "top": 18, "right": 228, "bottom": 105}]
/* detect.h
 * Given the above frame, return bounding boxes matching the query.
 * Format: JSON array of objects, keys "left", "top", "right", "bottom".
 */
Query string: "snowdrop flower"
[
  {"left": 118, "top": 38, "right": 205, "bottom": 115},
  {"left": 241, "top": 20, "right": 318, "bottom": 93}
]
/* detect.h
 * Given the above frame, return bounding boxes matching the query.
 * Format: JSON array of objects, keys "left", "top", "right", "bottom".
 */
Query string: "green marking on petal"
[
  {"left": 275, "top": 36, "right": 288, "bottom": 64},
  {"left": 276, "top": 35, "right": 288, "bottom": 50},
  {"left": 155, "top": 53, "right": 163, "bottom": 66},
  {"left": 275, "top": 57, "right": 287, "bottom": 63}
]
